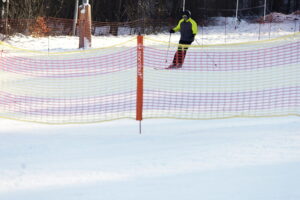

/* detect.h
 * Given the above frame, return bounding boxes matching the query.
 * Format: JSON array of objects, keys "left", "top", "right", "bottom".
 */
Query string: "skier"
[{"left": 168, "top": 10, "right": 198, "bottom": 69}]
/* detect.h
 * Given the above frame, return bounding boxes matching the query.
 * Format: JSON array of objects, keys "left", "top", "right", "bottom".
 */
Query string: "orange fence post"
[{"left": 136, "top": 35, "right": 144, "bottom": 123}]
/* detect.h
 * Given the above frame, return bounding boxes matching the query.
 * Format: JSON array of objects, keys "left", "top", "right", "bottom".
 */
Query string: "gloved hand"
[
  {"left": 169, "top": 29, "right": 175, "bottom": 33},
  {"left": 192, "top": 34, "right": 196, "bottom": 40}
]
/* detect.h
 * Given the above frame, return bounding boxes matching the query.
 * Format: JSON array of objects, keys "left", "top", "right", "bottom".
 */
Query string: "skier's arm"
[
  {"left": 172, "top": 19, "right": 184, "bottom": 32},
  {"left": 190, "top": 19, "right": 198, "bottom": 35}
]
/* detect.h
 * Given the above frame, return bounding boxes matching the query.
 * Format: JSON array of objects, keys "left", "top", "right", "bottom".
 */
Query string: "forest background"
[{"left": 1, "top": 0, "right": 299, "bottom": 22}]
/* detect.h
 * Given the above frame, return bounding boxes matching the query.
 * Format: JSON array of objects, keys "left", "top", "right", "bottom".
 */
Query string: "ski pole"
[
  {"left": 165, "top": 33, "right": 172, "bottom": 63},
  {"left": 195, "top": 38, "right": 218, "bottom": 67}
]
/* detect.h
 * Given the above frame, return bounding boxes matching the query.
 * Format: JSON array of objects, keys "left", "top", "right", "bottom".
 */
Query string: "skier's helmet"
[{"left": 182, "top": 10, "right": 191, "bottom": 18}]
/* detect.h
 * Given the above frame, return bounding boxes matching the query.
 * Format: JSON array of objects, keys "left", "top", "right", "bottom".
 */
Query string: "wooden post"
[
  {"left": 78, "top": 0, "right": 92, "bottom": 48},
  {"left": 136, "top": 35, "right": 144, "bottom": 133}
]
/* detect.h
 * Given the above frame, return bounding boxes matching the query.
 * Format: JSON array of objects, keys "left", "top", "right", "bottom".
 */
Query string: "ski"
[{"left": 153, "top": 67, "right": 183, "bottom": 70}]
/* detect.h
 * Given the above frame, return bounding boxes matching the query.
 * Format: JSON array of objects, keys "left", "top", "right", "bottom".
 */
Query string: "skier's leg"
[
  {"left": 178, "top": 46, "right": 188, "bottom": 63},
  {"left": 176, "top": 44, "right": 184, "bottom": 64},
  {"left": 169, "top": 41, "right": 191, "bottom": 68},
  {"left": 176, "top": 45, "right": 189, "bottom": 68},
  {"left": 177, "top": 41, "right": 192, "bottom": 67},
  {"left": 169, "top": 45, "right": 181, "bottom": 68}
]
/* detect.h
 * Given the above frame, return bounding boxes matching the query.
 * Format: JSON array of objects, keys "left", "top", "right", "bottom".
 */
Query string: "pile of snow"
[
  {"left": 0, "top": 33, "right": 4, "bottom": 40},
  {"left": 258, "top": 12, "right": 300, "bottom": 22}
]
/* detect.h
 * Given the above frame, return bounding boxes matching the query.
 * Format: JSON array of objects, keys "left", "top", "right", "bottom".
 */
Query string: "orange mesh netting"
[{"left": 0, "top": 34, "right": 299, "bottom": 124}]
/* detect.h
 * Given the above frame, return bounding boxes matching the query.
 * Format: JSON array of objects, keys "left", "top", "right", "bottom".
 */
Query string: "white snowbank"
[{"left": 1, "top": 17, "right": 299, "bottom": 52}]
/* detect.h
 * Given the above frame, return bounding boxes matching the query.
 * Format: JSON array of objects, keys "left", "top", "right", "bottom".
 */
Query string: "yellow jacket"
[{"left": 172, "top": 18, "right": 198, "bottom": 42}]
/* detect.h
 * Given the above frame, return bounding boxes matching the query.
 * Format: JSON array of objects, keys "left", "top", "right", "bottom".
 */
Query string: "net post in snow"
[
  {"left": 136, "top": 35, "right": 144, "bottom": 123},
  {"left": 73, "top": 0, "right": 79, "bottom": 36},
  {"left": 78, "top": 0, "right": 92, "bottom": 48}
]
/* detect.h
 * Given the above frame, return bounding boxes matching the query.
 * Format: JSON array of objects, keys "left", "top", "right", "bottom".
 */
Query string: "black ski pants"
[{"left": 172, "top": 40, "right": 193, "bottom": 65}]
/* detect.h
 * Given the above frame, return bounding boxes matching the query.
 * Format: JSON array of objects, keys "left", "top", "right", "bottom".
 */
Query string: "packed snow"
[
  {"left": 0, "top": 17, "right": 300, "bottom": 200},
  {"left": 1, "top": 16, "right": 300, "bottom": 51}
]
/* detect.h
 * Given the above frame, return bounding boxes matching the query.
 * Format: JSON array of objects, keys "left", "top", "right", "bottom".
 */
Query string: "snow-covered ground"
[
  {"left": 2, "top": 17, "right": 300, "bottom": 51},
  {"left": 1, "top": 117, "right": 300, "bottom": 200},
  {"left": 0, "top": 17, "right": 300, "bottom": 200}
]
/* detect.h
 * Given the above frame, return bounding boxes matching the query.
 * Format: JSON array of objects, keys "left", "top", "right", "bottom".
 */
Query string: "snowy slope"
[
  {"left": 2, "top": 17, "right": 300, "bottom": 51},
  {"left": 0, "top": 17, "right": 300, "bottom": 200},
  {"left": 0, "top": 117, "right": 300, "bottom": 200}
]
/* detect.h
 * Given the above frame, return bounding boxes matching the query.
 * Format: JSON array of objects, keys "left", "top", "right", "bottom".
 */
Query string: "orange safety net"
[{"left": 0, "top": 34, "right": 299, "bottom": 124}]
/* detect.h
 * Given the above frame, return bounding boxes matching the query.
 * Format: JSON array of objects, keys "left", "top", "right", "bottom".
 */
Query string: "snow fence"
[{"left": 0, "top": 34, "right": 299, "bottom": 124}]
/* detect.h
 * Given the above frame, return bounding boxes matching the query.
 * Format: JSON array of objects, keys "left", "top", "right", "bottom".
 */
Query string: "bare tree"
[{"left": 1, "top": 0, "right": 299, "bottom": 21}]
